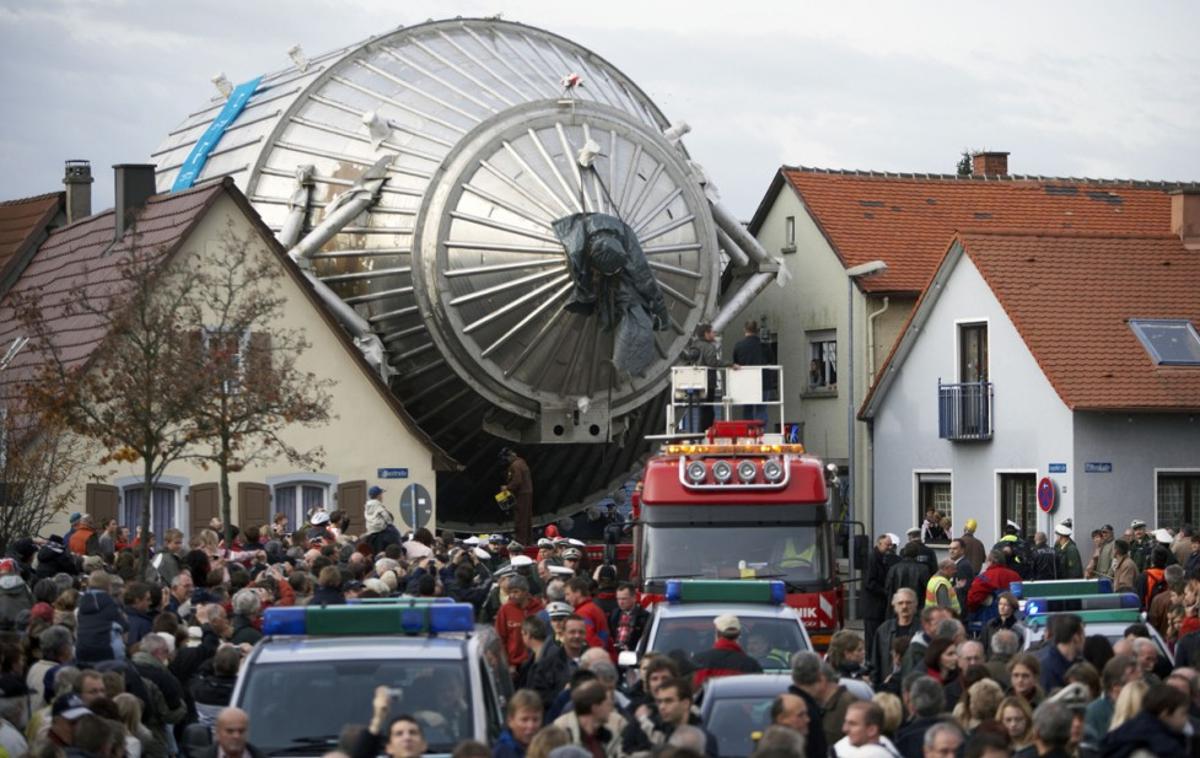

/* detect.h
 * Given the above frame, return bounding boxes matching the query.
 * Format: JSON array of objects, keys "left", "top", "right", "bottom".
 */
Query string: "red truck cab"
[{"left": 630, "top": 420, "right": 843, "bottom": 648}]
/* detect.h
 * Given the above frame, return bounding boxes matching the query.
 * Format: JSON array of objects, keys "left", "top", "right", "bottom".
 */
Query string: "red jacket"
[
  {"left": 68, "top": 526, "right": 97, "bottom": 556},
  {"left": 573, "top": 597, "right": 611, "bottom": 652},
  {"left": 692, "top": 637, "right": 762, "bottom": 689},
  {"left": 967, "top": 564, "right": 1023, "bottom": 612},
  {"left": 495, "top": 597, "right": 545, "bottom": 666}
]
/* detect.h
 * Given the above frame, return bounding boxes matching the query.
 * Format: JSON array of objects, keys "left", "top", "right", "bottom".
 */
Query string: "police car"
[
  {"left": 618, "top": 580, "right": 812, "bottom": 673},
  {"left": 1014, "top": 581, "right": 1175, "bottom": 667},
  {"left": 230, "top": 599, "right": 512, "bottom": 757}
]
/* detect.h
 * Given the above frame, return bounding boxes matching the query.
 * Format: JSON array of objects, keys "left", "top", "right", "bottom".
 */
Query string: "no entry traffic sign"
[{"left": 1038, "top": 477, "right": 1056, "bottom": 513}]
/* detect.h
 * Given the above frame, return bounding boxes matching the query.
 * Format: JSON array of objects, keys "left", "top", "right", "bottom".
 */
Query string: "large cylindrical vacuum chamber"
[{"left": 154, "top": 18, "right": 738, "bottom": 526}]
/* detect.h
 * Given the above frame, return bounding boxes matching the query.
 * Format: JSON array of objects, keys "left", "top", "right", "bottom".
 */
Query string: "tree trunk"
[
  {"left": 220, "top": 437, "right": 233, "bottom": 553},
  {"left": 138, "top": 457, "right": 152, "bottom": 573}
]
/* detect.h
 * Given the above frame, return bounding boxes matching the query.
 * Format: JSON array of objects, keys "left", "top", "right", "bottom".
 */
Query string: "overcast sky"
[{"left": 1, "top": 1, "right": 1197, "bottom": 218}]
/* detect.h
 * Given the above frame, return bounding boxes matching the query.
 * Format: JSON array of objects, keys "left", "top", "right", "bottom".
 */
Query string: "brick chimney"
[
  {"left": 972, "top": 151, "right": 1009, "bottom": 177},
  {"left": 1172, "top": 189, "right": 1200, "bottom": 251},
  {"left": 113, "top": 164, "right": 157, "bottom": 243},
  {"left": 63, "top": 160, "right": 93, "bottom": 224}
]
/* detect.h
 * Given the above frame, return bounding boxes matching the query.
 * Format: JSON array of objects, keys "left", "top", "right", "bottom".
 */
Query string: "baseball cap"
[
  {"left": 368, "top": 486, "right": 385, "bottom": 498},
  {"left": 547, "top": 601, "right": 574, "bottom": 619},
  {"left": 714, "top": 614, "right": 741, "bottom": 634},
  {"left": 68, "top": 513, "right": 81, "bottom": 524},
  {"left": 52, "top": 695, "right": 91, "bottom": 721}
]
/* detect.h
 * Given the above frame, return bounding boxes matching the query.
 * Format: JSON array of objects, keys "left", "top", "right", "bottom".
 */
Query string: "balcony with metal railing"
[{"left": 938, "top": 380, "right": 994, "bottom": 441}]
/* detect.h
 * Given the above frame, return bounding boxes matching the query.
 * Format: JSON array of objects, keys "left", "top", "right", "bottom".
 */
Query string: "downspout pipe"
[
  {"left": 866, "top": 296, "right": 890, "bottom": 383},
  {"left": 276, "top": 164, "right": 316, "bottom": 249}
]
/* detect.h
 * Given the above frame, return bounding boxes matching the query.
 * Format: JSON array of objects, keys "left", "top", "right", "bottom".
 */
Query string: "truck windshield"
[
  {"left": 642, "top": 523, "right": 825, "bottom": 584},
  {"left": 239, "top": 659, "right": 472, "bottom": 755}
]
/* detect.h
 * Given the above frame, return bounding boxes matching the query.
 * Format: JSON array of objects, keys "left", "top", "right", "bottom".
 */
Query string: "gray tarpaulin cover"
[{"left": 552, "top": 212, "right": 669, "bottom": 377}]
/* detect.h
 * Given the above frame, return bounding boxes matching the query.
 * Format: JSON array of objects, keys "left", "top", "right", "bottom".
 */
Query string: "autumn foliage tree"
[
  {"left": 185, "top": 225, "right": 334, "bottom": 549},
  {"left": 0, "top": 414, "right": 89, "bottom": 554},
  {"left": 17, "top": 235, "right": 208, "bottom": 570}
]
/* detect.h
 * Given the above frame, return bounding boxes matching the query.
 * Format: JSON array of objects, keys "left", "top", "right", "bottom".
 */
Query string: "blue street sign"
[
  {"left": 1084, "top": 462, "right": 1113, "bottom": 473},
  {"left": 377, "top": 468, "right": 409, "bottom": 479},
  {"left": 1048, "top": 463, "right": 1067, "bottom": 474}
]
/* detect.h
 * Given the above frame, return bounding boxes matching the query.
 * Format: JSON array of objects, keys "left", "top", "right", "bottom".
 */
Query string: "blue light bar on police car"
[
  {"left": 262, "top": 601, "right": 475, "bottom": 636},
  {"left": 665, "top": 579, "right": 786, "bottom": 605}
]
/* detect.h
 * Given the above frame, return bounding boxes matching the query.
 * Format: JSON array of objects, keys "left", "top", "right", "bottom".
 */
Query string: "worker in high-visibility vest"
[
  {"left": 925, "top": 558, "right": 961, "bottom": 616},
  {"left": 779, "top": 536, "right": 815, "bottom": 569}
]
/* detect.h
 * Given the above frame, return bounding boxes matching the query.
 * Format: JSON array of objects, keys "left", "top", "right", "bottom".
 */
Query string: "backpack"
[
  {"left": 0, "top": 576, "right": 31, "bottom": 631},
  {"left": 1144, "top": 569, "right": 1168, "bottom": 609}
]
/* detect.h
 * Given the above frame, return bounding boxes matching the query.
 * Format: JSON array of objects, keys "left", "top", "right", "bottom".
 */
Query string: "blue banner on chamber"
[{"left": 171, "top": 76, "right": 262, "bottom": 192}]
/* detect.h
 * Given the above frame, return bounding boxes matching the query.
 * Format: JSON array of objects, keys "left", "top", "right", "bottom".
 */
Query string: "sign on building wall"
[
  {"left": 377, "top": 468, "right": 409, "bottom": 479},
  {"left": 1048, "top": 463, "right": 1067, "bottom": 474},
  {"left": 1084, "top": 462, "right": 1113, "bottom": 473}
]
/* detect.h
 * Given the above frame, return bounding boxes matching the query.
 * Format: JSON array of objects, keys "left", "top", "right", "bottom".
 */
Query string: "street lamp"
[{"left": 845, "top": 259, "right": 887, "bottom": 618}]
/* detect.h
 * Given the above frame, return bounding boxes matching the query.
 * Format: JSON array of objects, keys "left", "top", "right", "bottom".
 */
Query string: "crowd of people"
[{"left": 0, "top": 505, "right": 1197, "bottom": 758}]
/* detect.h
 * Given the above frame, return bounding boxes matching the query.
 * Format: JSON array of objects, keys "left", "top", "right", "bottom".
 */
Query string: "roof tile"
[{"left": 781, "top": 167, "right": 1189, "bottom": 293}]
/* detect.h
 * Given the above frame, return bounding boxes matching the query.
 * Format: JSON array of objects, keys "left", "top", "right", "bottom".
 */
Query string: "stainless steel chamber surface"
[{"left": 154, "top": 18, "right": 723, "bottom": 526}]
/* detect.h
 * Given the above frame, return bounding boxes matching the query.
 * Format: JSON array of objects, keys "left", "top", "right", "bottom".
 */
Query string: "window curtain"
[{"left": 123, "top": 486, "right": 175, "bottom": 533}]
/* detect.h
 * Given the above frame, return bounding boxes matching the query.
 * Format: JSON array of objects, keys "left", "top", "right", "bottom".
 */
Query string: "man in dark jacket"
[
  {"left": 787, "top": 652, "right": 829, "bottom": 758},
  {"left": 122, "top": 582, "right": 155, "bottom": 646},
  {"left": 191, "top": 645, "right": 241, "bottom": 727},
  {"left": 948, "top": 538, "right": 976, "bottom": 612},
  {"left": 35, "top": 537, "right": 79, "bottom": 580},
  {"left": 893, "top": 676, "right": 946, "bottom": 757},
  {"left": 885, "top": 543, "right": 931, "bottom": 612},
  {"left": 871, "top": 588, "right": 917, "bottom": 688},
  {"left": 904, "top": 528, "right": 938, "bottom": 575},
  {"left": 691, "top": 614, "right": 762, "bottom": 688},
  {"left": 75, "top": 571, "right": 127, "bottom": 665},
  {"left": 1032, "top": 532, "right": 1059, "bottom": 580},
  {"left": 525, "top": 616, "right": 574, "bottom": 711},
  {"left": 731, "top": 320, "right": 773, "bottom": 425},
  {"left": 609, "top": 582, "right": 649, "bottom": 655},
  {"left": 195, "top": 707, "right": 266, "bottom": 758},
  {"left": 863, "top": 534, "right": 897, "bottom": 659}
]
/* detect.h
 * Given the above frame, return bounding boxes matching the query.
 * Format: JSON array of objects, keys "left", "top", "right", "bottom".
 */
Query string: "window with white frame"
[
  {"left": 808, "top": 330, "right": 837, "bottom": 390},
  {"left": 273, "top": 482, "right": 329, "bottom": 530},
  {"left": 916, "top": 473, "right": 953, "bottom": 543},
  {"left": 783, "top": 216, "right": 797, "bottom": 252},
  {"left": 122, "top": 485, "right": 177, "bottom": 535},
  {"left": 203, "top": 328, "right": 249, "bottom": 394}
]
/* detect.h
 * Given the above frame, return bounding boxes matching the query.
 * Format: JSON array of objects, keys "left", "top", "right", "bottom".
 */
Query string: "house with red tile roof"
[
  {"left": 0, "top": 168, "right": 454, "bottom": 540},
  {"left": 857, "top": 194, "right": 1200, "bottom": 552},
  {"left": 738, "top": 153, "right": 1194, "bottom": 544}
]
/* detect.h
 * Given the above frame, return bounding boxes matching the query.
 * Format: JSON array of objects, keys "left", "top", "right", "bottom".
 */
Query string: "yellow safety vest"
[
  {"left": 925, "top": 574, "right": 961, "bottom": 614},
  {"left": 780, "top": 538, "right": 815, "bottom": 568}
]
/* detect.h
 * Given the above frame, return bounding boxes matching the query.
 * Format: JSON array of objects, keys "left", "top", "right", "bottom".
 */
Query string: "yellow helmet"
[{"left": 965, "top": 518, "right": 978, "bottom": 532}]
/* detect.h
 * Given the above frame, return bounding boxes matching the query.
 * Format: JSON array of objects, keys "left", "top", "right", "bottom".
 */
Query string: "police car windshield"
[
  {"left": 642, "top": 524, "right": 824, "bottom": 584},
  {"left": 240, "top": 659, "right": 472, "bottom": 755},
  {"left": 652, "top": 617, "right": 807, "bottom": 670}
]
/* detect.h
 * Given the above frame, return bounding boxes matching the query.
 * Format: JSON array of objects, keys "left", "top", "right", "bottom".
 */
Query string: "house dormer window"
[{"left": 1129, "top": 319, "right": 1200, "bottom": 366}]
